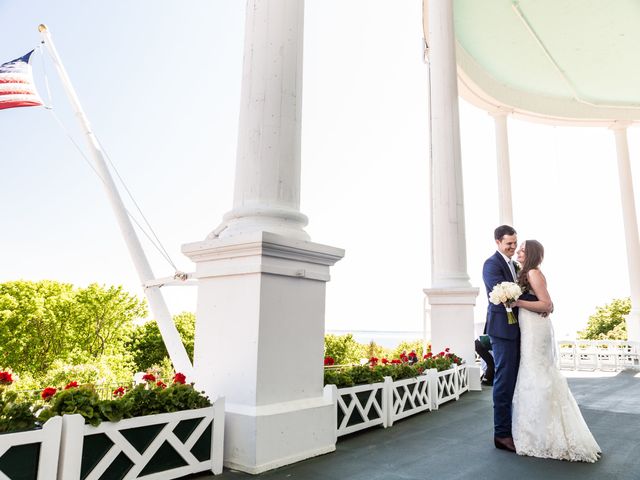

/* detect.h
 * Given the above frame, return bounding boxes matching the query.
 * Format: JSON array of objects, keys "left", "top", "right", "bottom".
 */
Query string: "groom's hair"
[{"left": 494, "top": 225, "right": 516, "bottom": 240}]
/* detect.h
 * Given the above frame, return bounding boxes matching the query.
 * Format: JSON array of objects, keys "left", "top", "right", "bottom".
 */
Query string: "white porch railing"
[{"left": 557, "top": 340, "right": 640, "bottom": 371}]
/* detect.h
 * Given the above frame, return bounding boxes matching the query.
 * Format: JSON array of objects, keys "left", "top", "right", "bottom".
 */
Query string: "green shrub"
[
  {"left": 1, "top": 369, "right": 210, "bottom": 432},
  {"left": 128, "top": 312, "right": 195, "bottom": 371},
  {"left": 391, "top": 340, "right": 426, "bottom": 360},
  {"left": 324, "top": 334, "right": 364, "bottom": 365},
  {"left": 323, "top": 350, "right": 462, "bottom": 388},
  {"left": 578, "top": 297, "right": 630, "bottom": 340}
]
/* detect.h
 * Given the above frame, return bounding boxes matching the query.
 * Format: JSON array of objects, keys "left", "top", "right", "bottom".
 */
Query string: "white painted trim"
[
  {"left": 456, "top": 43, "right": 640, "bottom": 126},
  {"left": 0, "top": 416, "right": 62, "bottom": 480}
]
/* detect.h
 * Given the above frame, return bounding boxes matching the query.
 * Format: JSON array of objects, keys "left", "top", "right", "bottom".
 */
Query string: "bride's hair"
[{"left": 518, "top": 240, "right": 544, "bottom": 293}]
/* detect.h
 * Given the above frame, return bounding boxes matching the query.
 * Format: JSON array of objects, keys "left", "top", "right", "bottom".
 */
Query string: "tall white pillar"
[
  {"left": 183, "top": 0, "right": 344, "bottom": 473},
  {"left": 424, "top": 0, "right": 479, "bottom": 367},
  {"left": 217, "top": 0, "right": 309, "bottom": 241},
  {"left": 491, "top": 111, "right": 514, "bottom": 226},
  {"left": 612, "top": 124, "right": 640, "bottom": 342}
]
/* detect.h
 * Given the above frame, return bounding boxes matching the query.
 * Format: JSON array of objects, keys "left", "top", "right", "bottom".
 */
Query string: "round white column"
[
  {"left": 424, "top": 0, "right": 479, "bottom": 372},
  {"left": 428, "top": 0, "right": 471, "bottom": 289},
  {"left": 218, "top": 0, "right": 309, "bottom": 241},
  {"left": 612, "top": 124, "right": 640, "bottom": 342},
  {"left": 491, "top": 111, "right": 514, "bottom": 226}
]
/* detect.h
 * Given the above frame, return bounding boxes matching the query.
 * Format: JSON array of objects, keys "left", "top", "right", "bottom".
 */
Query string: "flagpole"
[{"left": 37, "top": 24, "right": 193, "bottom": 378}]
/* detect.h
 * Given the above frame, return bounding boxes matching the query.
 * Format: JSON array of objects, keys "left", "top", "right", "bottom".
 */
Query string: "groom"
[{"left": 482, "top": 225, "right": 520, "bottom": 453}]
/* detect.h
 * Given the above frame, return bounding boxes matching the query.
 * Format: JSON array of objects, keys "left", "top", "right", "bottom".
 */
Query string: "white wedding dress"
[{"left": 512, "top": 307, "right": 601, "bottom": 462}]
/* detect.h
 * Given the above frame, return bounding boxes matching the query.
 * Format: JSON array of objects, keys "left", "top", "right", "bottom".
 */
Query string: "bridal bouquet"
[{"left": 489, "top": 282, "right": 523, "bottom": 324}]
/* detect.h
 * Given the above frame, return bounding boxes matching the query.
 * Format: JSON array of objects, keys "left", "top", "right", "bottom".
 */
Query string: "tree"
[
  {"left": 128, "top": 312, "right": 195, "bottom": 371},
  {"left": 0, "top": 280, "right": 147, "bottom": 376},
  {"left": 578, "top": 297, "right": 630, "bottom": 340},
  {"left": 324, "top": 334, "right": 365, "bottom": 365}
]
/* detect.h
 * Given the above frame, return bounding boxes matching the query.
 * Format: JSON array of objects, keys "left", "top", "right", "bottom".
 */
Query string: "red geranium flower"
[
  {"left": 381, "top": 358, "right": 389, "bottom": 365},
  {"left": 41, "top": 387, "right": 57, "bottom": 400},
  {"left": 173, "top": 372, "right": 187, "bottom": 384},
  {"left": 391, "top": 359, "right": 402, "bottom": 364},
  {"left": 64, "top": 381, "right": 78, "bottom": 390},
  {"left": 424, "top": 352, "right": 433, "bottom": 359},
  {"left": 142, "top": 373, "right": 156, "bottom": 382},
  {"left": 0, "top": 371, "right": 13, "bottom": 385},
  {"left": 400, "top": 353, "right": 408, "bottom": 363},
  {"left": 445, "top": 347, "right": 450, "bottom": 353},
  {"left": 113, "top": 386, "right": 126, "bottom": 397},
  {"left": 438, "top": 351, "right": 445, "bottom": 357},
  {"left": 408, "top": 351, "right": 417, "bottom": 359},
  {"left": 324, "top": 356, "right": 335, "bottom": 366},
  {"left": 369, "top": 357, "right": 379, "bottom": 366},
  {"left": 156, "top": 381, "right": 167, "bottom": 389}
]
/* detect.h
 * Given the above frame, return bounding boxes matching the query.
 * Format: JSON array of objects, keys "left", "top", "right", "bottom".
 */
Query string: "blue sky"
[{"left": 1, "top": 1, "right": 638, "bottom": 338}]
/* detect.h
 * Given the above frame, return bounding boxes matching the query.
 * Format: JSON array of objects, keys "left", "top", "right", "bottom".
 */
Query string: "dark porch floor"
[{"left": 190, "top": 370, "right": 640, "bottom": 480}]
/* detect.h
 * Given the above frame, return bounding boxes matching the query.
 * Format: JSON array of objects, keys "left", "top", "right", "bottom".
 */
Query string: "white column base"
[
  {"left": 424, "top": 287, "right": 479, "bottom": 364},
  {"left": 467, "top": 365, "right": 482, "bottom": 391},
  {"left": 182, "top": 231, "right": 344, "bottom": 474},
  {"left": 223, "top": 394, "right": 336, "bottom": 474},
  {"left": 625, "top": 310, "right": 640, "bottom": 343}
]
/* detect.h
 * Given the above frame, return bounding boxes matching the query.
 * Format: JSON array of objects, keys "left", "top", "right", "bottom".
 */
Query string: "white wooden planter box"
[
  {"left": 327, "top": 381, "right": 388, "bottom": 437},
  {"left": 58, "top": 399, "right": 224, "bottom": 480},
  {"left": 387, "top": 370, "right": 436, "bottom": 427},
  {"left": 434, "top": 365, "right": 466, "bottom": 408},
  {"left": 0, "top": 416, "right": 62, "bottom": 480},
  {"left": 326, "top": 364, "right": 468, "bottom": 437}
]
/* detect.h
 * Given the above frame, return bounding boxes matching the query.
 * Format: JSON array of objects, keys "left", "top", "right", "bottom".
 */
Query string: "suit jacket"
[{"left": 482, "top": 251, "right": 520, "bottom": 340}]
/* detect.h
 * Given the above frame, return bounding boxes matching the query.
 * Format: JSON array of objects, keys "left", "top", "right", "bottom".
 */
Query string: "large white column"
[
  {"left": 424, "top": 0, "right": 479, "bottom": 368},
  {"left": 183, "top": 0, "right": 344, "bottom": 473},
  {"left": 612, "top": 124, "right": 640, "bottom": 342},
  {"left": 491, "top": 111, "right": 514, "bottom": 226},
  {"left": 217, "top": 0, "right": 309, "bottom": 241}
]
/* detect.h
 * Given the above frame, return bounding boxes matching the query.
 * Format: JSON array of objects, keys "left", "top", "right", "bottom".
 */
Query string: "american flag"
[{"left": 0, "top": 50, "right": 44, "bottom": 111}]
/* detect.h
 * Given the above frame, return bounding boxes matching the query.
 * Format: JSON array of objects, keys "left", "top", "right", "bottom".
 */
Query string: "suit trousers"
[{"left": 489, "top": 335, "right": 520, "bottom": 437}]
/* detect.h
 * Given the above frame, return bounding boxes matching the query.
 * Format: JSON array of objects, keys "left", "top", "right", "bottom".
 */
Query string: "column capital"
[
  {"left": 609, "top": 120, "right": 632, "bottom": 131},
  {"left": 488, "top": 108, "right": 511, "bottom": 118}
]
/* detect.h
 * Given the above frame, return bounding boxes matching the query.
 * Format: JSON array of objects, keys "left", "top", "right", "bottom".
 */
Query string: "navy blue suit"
[{"left": 482, "top": 251, "right": 520, "bottom": 438}]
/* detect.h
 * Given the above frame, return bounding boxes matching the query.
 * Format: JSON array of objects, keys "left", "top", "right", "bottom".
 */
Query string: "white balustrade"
[{"left": 557, "top": 340, "right": 640, "bottom": 371}]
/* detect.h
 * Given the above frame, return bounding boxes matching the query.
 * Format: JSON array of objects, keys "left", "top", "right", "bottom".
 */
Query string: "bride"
[{"left": 512, "top": 240, "right": 601, "bottom": 462}]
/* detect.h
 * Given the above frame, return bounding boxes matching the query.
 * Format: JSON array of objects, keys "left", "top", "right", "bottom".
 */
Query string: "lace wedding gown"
[{"left": 512, "top": 307, "right": 601, "bottom": 462}]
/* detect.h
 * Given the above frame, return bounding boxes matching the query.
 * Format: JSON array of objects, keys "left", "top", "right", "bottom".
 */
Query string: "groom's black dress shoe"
[{"left": 494, "top": 436, "right": 516, "bottom": 452}]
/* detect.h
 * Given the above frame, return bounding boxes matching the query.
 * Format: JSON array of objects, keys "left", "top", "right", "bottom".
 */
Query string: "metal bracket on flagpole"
[{"left": 144, "top": 272, "right": 198, "bottom": 289}]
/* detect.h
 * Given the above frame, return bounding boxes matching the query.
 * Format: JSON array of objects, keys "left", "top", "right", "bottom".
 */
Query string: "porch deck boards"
[{"left": 189, "top": 370, "right": 640, "bottom": 480}]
